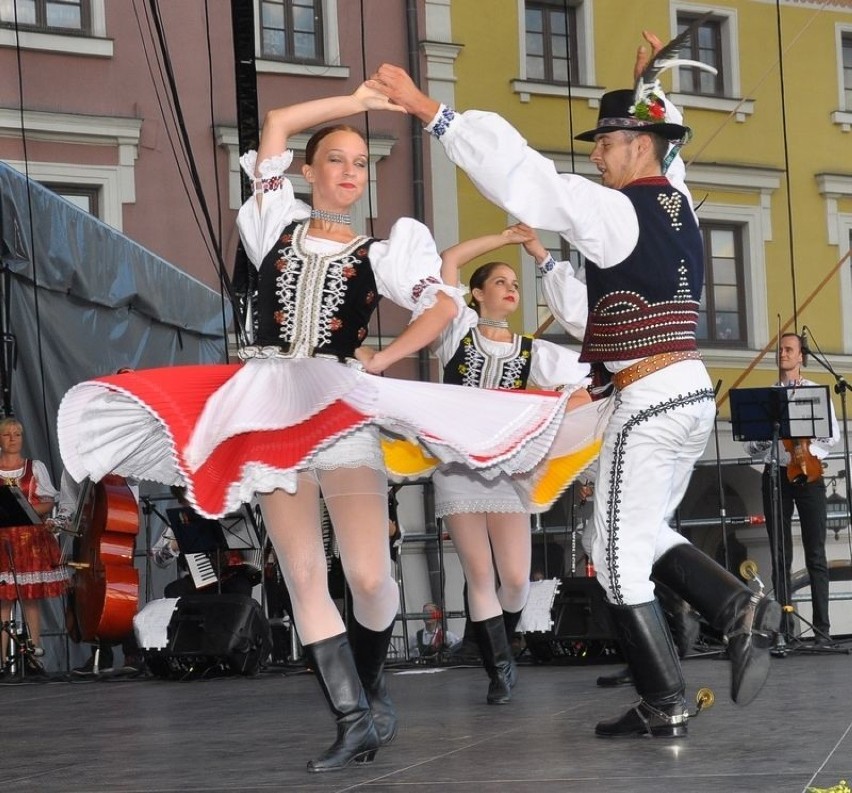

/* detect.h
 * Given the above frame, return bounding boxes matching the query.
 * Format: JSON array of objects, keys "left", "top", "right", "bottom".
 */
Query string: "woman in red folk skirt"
[{"left": 0, "top": 416, "right": 68, "bottom": 671}]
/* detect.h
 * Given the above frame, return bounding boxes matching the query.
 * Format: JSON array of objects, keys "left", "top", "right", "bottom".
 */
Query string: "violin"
[
  {"left": 782, "top": 438, "right": 823, "bottom": 486},
  {"left": 64, "top": 475, "right": 140, "bottom": 643}
]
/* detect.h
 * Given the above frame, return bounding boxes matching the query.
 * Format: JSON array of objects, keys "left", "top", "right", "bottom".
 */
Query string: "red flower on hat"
[{"left": 631, "top": 94, "right": 667, "bottom": 122}]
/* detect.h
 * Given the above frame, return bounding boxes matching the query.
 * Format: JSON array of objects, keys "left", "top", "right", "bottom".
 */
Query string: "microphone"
[{"left": 801, "top": 326, "right": 810, "bottom": 354}]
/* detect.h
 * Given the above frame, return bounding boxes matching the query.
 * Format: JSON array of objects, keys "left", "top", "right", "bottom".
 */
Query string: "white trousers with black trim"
[{"left": 587, "top": 359, "right": 716, "bottom": 606}]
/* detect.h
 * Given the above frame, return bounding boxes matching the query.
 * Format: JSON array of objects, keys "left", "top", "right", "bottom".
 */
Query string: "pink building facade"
[{"left": 0, "top": 1, "right": 433, "bottom": 376}]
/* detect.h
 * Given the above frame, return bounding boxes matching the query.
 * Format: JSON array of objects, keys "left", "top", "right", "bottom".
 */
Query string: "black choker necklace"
[
  {"left": 477, "top": 317, "right": 510, "bottom": 329},
  {"left": 310, "top": 208, "right": 352, "bottom": 225}
]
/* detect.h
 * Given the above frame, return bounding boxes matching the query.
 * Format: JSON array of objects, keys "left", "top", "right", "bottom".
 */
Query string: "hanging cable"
[
  {"left": 142, "top": 0, "right": 247, "bottom": 346},
  {"left": 203, "top": 0, "right": 232, "bottom": 361},
  {"left": 130, "top": 2, "right": 229, "bottom": 291},
  {"left": 7, "top": 4, "right": 55, "bottom": 471},
  {"left": 561, "top": 0, "right": 576, "bottom": 173},
  {"left": 686, "top": 0, "right": 830, "bottom": 167},
  {"left": 358, "top": 0, "right": 384, "bottom": 356},
  {"left": 774, "top": 0, "right": 801, "bottom": 334},
  {"left": 533, "top": 0, "right": 576, "bottom": 337}
]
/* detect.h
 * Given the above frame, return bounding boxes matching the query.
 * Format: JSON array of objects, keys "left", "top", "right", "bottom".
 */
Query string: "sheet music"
[
  {"left": 786, "top": 385, "right": 832, "bottom": 438},
  {"left": 133, "top": 597, "right": 180, "bottom": 650},
  {"left": 517, "top": 578, "right": 561, "bottom": 633},
  {"left": 219, "top": 506, "right": 261, "bottom": 551}
]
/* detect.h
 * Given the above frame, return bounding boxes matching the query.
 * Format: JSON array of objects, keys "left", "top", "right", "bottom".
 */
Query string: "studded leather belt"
[{"left": 612, "top": 350, "right": 702, "bottom": 390}]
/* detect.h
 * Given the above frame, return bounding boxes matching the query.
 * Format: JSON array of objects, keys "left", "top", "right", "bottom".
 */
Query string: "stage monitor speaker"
[
  {"left": 523, "top": 577, "right": 617, "bottom": 665},
  {"left": 145, "top": 594, "right": 272, "bottom": 679},
  {"left": 552, "top": 577, "right": 613, "bottom": 640}
]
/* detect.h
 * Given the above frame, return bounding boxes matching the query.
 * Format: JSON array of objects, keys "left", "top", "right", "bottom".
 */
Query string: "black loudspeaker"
[
  {"left": 524, "top": 577, "right": 618, "bottom": 664},
  {"left": 552, "top": 578, "right": 614, "bottom": 640},
  {"left": 145, "top": 594, "right": 272, "bottom": 679}
]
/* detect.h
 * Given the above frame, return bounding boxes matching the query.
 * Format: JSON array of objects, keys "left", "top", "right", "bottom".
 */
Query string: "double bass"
[{"left": 64, "top": 475, "right": 140, "bottom": 643}]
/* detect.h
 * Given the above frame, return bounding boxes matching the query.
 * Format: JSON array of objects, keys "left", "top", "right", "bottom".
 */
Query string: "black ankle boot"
[
  {"left": 653, "top": 544, "right": 781, "bottom": 705},
  {"left": 595, "top": 601, "right": 688, "bottom": 739},
  {"left": 473, "top": 615, "right": 516, "bottom": 704},
  {"left": 349, "top": 620, "right": 397, "bottom": 746},
  {"left": 304, "top": 633, "right": 380, "bottom": 773}
]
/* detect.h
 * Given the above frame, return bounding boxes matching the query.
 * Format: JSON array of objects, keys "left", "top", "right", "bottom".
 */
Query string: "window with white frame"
[
  {"left": 513, "top": 0, "right": 594, "bottom": 102},
  {"left": 0, "top": 0, "right": 90, "bottom": 33},
  {"left": 831, "top": 27, "right": 852, "bottom": 129},
  {"left": 842, "top": 32, "right": 852, "bottom": 108},
  {"left": 676, "top": 11, "right": 725, "bottom": 97},
  {"left": 43, "top": 182, "right": 99, "bottom": 216},
  {"left": 0, "top": 0, "right": 108, "bottom": 56},
  {"left": 524, "top": 0, "right": 579, "bottom": 84},
  {"left": 255, "top": 0, "right": 345, "bottom": 78},
  {"left": 260, "top": 0, "right": 323, "bottom": 63},
  {"left": 696, "top": 222, "right": 747, "bottom": 345},
  {"left": 669, "top": 6, "right": 752, "bottom": 119}
]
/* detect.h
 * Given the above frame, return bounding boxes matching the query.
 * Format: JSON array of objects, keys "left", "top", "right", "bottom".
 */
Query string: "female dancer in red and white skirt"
[{"left": 58, "top": 85, "right": 606, "bottom": 773}]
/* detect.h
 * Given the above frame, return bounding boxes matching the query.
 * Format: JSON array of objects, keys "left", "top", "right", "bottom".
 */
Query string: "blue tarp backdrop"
[{"left": 0, "top": 160, "right": 231, "bottom": 482}]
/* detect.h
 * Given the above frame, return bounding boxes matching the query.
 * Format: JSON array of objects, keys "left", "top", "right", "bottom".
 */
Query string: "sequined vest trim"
[
  {"left": 443, "top": 329, "right": 533, "bottom": 389},
  {"left": 581, "top": 177, "right": 703, "bottom": 363}
]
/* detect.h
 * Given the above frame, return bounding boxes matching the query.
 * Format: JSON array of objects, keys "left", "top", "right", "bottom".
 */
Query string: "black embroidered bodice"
[
  {"left": 254, "top": 221, "right": 380, "bottom": 360},
  {"left": 443, "top": 328, "right": 533, "bottom": 389}
]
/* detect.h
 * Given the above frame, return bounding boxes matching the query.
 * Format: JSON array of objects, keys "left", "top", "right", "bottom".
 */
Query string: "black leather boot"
[
  {"left": 349, "top": 620, "right": 398, "bottom": 746},
  {"left": 503, "top": 610, "right": 522, "bottom": 688},
  {"left": 596, "top": 666, "right": 633, "bottom": 687},
  {"left": 473, "top": 615, "right": 516, "bottom": 704},
  {"left": 653, "top": 544, "right": 781, "bottom": 706},
  {"left": 304, "top": 633, "right": 380, "bottom": 773},
  {"left": 503, "top": 609, "right": 522, "bottom": 643},
  {"left": 595, "top": 601, "right": 688, "bottom": 739},
  {"left": 655, "top": 580, "right": 701, "bottom": 658}
]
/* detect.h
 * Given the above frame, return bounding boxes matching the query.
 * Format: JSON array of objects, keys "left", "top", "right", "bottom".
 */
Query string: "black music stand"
[
  {"left": 165, "top": 507, "right": 229, "bottom": 593},
  {"left": 165, "top": 507, "right": 226, "bottom": 555},
  {"left": 0, "top": 485, "right": 41, "bottom": 528},
  {"left": 730, "top": 386, "right": 844, "bottom": 656}
]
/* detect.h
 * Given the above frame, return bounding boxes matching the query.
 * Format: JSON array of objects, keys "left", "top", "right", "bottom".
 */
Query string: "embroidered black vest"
[
  {"left": 254, "top": 221, "right": 379, "bottom": 360},
  {"left": 581, "top": 177, "right": 703, "bottom": 363},
  {"left": 443, "top": 328, "right": 533, "bottom": 389}
]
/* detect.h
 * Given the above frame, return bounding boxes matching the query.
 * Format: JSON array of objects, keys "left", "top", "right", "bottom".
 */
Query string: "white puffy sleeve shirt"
[
  {"left": 236, "top": 150, "right": 465, "bottom": 321},
  {"left": 433, "top": 303, "right": 590, "bottom": 393},
  {"left": 427, "top": 97, "right": 695, "bottom": 269}
]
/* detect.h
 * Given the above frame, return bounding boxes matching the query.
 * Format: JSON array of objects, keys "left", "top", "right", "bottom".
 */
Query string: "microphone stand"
[
  {"left": 803, "top": 337, "right": 852, "bottom": 546},
  {"left": 1, "top": 539, "right": 43, "bottom": 681},
  {"left": 711, "top": 379, "right": 731, "bottom": 573},
  {"left": 801, "top": 334, "right": 852, "bottom": 612}
]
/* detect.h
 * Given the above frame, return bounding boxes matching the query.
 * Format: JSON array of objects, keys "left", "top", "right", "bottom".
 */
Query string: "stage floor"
[{"left": 2, "top": 646, "right": 850, "bottom": 793}]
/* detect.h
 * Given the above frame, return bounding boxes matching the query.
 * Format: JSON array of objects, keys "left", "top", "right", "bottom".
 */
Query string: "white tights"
[
  {"left": 259, "top": 466, "right": 399, "bottom": 646},
  {"left": 443, "top": 512, "right": 531, "bottom": 622}
]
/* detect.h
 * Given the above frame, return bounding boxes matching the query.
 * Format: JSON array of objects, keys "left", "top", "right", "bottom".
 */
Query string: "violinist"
[
  {"left": 743, "top": 332, "right": 840, "bottom": 644},
  {"left": 0, "top": 416, "right": 69, "bottom": 676}
]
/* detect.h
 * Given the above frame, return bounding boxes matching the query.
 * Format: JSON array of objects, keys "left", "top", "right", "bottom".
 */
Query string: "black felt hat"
[{"left": 575, "top": 88, "right": 689, "bottom": 142}]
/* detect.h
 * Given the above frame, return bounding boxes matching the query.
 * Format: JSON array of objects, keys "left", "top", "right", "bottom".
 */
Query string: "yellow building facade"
[
  {"left": 421, "top": 1, "right": 852, "bottom": 624},
  {"left": 423, "top": 0, "right": 852, "bottom": 411}
]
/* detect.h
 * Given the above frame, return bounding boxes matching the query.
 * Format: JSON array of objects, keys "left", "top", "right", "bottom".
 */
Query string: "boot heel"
[{"left": 355, "top": 749, "right": 377, "bottom": 764}]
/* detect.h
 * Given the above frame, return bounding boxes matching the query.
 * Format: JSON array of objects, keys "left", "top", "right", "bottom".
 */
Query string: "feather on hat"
[{"left": 575, "top": 14, "right": 718, "bottom": 144}]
